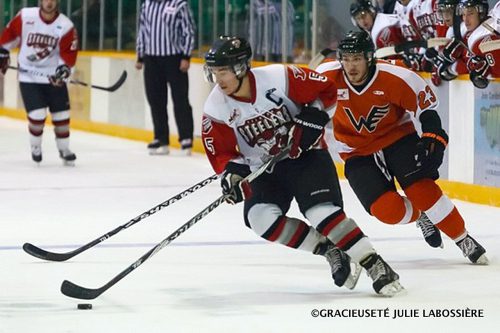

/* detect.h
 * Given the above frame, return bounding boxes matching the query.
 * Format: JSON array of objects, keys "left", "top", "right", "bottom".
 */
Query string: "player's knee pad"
[
  {"left": 51, "top": 110, "right": 70, "bottom": 138},
  {"left": 246, "top": 203, "right": 323, "bottom": 251},
  {"left": 405, "top": 179, "right": 443, "bottom": 210},
  {"left": 27, "top": 108, "right": 47, "bottom": 136},
  {"left": 370, "top": 191, "right": 418, "bottom": 225}
]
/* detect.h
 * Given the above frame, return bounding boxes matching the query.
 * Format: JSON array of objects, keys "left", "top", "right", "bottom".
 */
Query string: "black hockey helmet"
[
  {"left": 337, "top": 30, "right": 376, "bottom": 67},
  {"left": 456, "top": 0, "right": 489, "bottom": 20},
  {"left": 204, "top": 36, "right": 252, "bottom": 83},
  {"left": 350, "top": 0, "right": 377, "bottom": 27}
]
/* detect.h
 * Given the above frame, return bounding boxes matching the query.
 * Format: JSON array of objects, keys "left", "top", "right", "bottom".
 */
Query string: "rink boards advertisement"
[{"left": 474, "top": 83, "right": 500, "bottom": 187}]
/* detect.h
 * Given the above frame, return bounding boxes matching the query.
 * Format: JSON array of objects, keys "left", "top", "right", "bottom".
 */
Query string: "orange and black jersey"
[{"left": 316, "top": 60, "right": 438, "bottom": 161}]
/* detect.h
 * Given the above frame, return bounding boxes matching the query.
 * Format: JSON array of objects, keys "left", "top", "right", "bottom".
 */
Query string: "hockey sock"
[
  {"left": 51, "top": 110, "right": 71, "bottom": 151},
  {"left": 27, "top": 108, "right": 47, "bottom": 147}
]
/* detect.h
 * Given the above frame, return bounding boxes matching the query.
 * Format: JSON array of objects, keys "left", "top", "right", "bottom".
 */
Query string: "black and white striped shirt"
[{"left": 136, "top": 0, "right": 195, "bottom": 60}]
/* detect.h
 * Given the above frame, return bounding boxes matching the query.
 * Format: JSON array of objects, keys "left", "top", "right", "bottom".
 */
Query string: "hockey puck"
[{"left": 77, "top": 303, "right": 92, "bottom": 310}]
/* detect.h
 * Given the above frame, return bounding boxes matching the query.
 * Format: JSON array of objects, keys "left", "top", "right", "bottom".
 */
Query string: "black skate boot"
[
  {"left": 456, "top": 234, "right": 489, "bottom": 265},
  {"left": 148, "top": 140, "right": 169, "bottom": 155},
  {"left": 360, "top": 253, "right": 404, "bottom": 296},
  {"left": 59, "top": 149, "right": 77, "bottom": 166},
  {"left": 416, "top": 212, "right": 443, "bottom": 248},
  {"left": 315, "top": 242, "right": 361, "bottom": 289},
  {"left": 31, "top": 145, "right": 42, "bottom": 163}
]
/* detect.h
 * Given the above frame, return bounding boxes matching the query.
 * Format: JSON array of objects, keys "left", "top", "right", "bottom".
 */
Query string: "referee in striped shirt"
[{"left": 136, "top": 0, "right": 196, "bottom": 155}]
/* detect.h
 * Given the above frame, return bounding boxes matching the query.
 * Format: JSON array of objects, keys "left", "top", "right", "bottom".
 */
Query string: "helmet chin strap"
[{"left": 232, "top": 77, "right": 245, "bottom": 95}]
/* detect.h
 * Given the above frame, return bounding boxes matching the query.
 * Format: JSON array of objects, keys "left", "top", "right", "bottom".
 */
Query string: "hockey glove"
[
  {"left": 437, "top": 61, "right": 458, "bottom": 82},
  {"left": 402, "top": 53, "right": 422, "bottom": 72},
  {"left": 416, "top": 111, "right": 449, "bottom": 178},
  {"left": 221, "top": 162, "right": 252, "bottom": 205},
  {"left": 49, "top": 64, "right": 71, "bottom": 87},
  {"left": 442, "top": 38, "right": 464, "bottom": 63},
  {"left": 289, "top": 106, "right": 330, "bottom": 159},
  {"left": 421, "top": 48, "right": 439, "bottom": 73},
  {"left": 468, "top": 56, "right": 490, "bottom": 89},
  {"left": 0, "top": 48, "right": 10, "bottom": 75}
]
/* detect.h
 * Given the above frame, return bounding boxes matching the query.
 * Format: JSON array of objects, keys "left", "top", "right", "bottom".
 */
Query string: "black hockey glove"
[
  {"left": 437, "top": 61, "right": 458, "bottom": 82},
  {"left": 289, "top": 106, "right": 330, "bottom": 159},
  {"left": 421, "top": 48, "right": 439, "bottom": 73},
  {"left": 416, "top": 110, "right": 449, "bottom": 179},
  {"left": 402, "top": 53, "right": 422, "bottom": 72},
  {"left": 0, "top": 48, "right": 10, "bottom": 75},
  {"left": 221, "top": 162, "right": 252, "bottom": 205},
  {"left": 468, "top": 56, "right": 490, "bottom": 89},
  {"left": 442, "top": 38, "right": 464, "bottom": 63},
  {"left": 49, "top": 64, "right": 71, "bottom": 87}
]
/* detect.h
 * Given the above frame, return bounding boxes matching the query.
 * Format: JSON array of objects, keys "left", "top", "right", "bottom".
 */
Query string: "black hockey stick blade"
[
  {"left": 61, "top": 280, "right": 104, "bottom": 300},
  {"left": 23, "top": 242, "right": 76, "bottom": 262},
  {"left": 70, "top": 70, "right": 127, "bottom": 92}
]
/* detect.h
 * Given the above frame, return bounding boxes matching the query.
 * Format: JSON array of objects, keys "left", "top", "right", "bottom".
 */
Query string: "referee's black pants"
[{"left": 143, "top": 55, "right": 194, "bottom": 145}]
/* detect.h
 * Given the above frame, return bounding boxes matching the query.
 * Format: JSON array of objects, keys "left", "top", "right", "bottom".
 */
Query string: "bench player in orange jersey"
[{"left": 316, "top": 30, "right": 488, "bottom": 265}]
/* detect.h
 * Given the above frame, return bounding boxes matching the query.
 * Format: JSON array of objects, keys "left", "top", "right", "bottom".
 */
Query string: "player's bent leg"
[
  {"left": 27, "top": 108, "right": 47, "bottom": 163},
  {"left": 370, "top": 191, "right": 442, "bottom": 248},
  {"left": 405, "top": 179, "right": 488, "bottom": 264},
  {"left": 245, "top": 203, "right": 355, "bottom": 288},
  {"left": 51, "top": 110, "right": 76, "bottom": 166},
  {"left": 306, "top": 203, "right": 403, "bottom": 296}
]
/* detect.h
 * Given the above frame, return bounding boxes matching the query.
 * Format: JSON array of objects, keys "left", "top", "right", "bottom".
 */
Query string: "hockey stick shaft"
[
  {"left": 374, "top": 38, "right": 451, "bottom": 58},
  {"left": 23, "top": 174, "right": 219, "bottom": 261},
  {"left": 8, "top": 65, "right": 127, "bottom": 92},
  {"left": 60, "top": 145, "right": 291, "bottom": 299},
  {"left": 308, "top": 48, "right": 335, "bottom": 70}
]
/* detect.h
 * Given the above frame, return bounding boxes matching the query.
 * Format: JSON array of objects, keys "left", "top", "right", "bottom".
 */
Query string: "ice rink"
[{"left": 1, "top": 116, "right": 499, "bottom": 333}]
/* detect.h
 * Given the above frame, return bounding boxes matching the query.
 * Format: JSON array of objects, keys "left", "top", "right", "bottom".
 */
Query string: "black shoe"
[
  {"left": 416, "top": 212, "right": 443, "bottom": 248},
  {"left": 59, "top": 149, "right": 77, "bottom": 166},
  {"left": 456, "top": 234, "right": 489, "bottom": 264},
  {"left": 360, "top": 254, "right": 404, "bottom": 296},
  {"left": 147, "top": 140, "right": 162, "bottom": 149}
]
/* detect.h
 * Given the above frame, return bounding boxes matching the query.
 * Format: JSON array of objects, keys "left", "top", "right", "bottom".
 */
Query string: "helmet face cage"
[
  {"left": 456, "top": 0, "right": 489, "bottom": 19},
  {"left": 337, "top": 31, "right": 375, "bottom": 67},
  {"left": 204, "top": 36, "right": 252, "bottom": 83}
]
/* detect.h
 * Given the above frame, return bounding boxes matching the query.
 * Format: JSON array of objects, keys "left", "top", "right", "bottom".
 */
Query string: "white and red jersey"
[
  {"left": 467, "top": 17, "right": 500, "bottom": 78},
  {"left": 316, "top": 60, "right": 439, "bottom": 161},
  {"left": 409, "top": 0, "right": 440, "bottom": 39},
  {"left": 395, "top": 0, "right": 421, "bottom": 41},
  {"left": 0, "top": 7, "right": 78, "bottom": 83},
  {"left": 370, "top": 13, "right": 406, "bottom": 49},
  {"left": 202, "top": 64, "right": 337, "bottom": 174}
]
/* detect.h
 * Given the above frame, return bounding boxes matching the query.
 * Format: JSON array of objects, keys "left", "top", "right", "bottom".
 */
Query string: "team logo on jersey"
[
  {"left": 26, "top": 33, "right": 59, "bottom": 61},
  {"left": 343, "top": 104, "right": 390, "bottom": 133},
  {"left": 373, "top": 90, "right": 384, "bottom": 96},
  {"left": 265, "top": 88, "right": 283, "bottom": 106},
  {"left": 289, "top": 65, "right": 306, "bottom": 81},
  {"left": 337, "top": 89, "right": 349, "bottom": 100},
  {"left": 228, "top": 108, "right": 241, "bottom": 124},
  {"left": 25, "top": 21, "right": 34, "bottom": 25},
  {"left": 237, "top": 106, "right": 292, "bottom": 155}
]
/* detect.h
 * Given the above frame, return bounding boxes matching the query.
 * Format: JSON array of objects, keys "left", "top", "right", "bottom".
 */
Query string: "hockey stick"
[
  {"left": 308, "top": 48, "right": 335, "bottom": 70},
  {"left": 478, "top": 21, "right": 500, "bottom": 53},
  {"left": 8, "top": 65, "right": 127, "bottom": 92},
  {"left": 60, "top": 145, "right": 291, "bottom": 300},
  {"left": 23, "top": 174, "right": 219, "bottom": 262},
  {"left": 375, "top": 38, "right": 451, "bottom": 58}
]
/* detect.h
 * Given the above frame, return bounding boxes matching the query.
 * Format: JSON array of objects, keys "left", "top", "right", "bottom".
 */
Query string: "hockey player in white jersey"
[
  {"left": 0, "top": 0, "right": 78, "bottom": 165},
  {"left": 201, "top": 36, "right": 404, "bottom": 296}
]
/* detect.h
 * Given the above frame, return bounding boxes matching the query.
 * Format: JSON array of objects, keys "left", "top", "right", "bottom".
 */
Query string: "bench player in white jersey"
[
  {"left": 457, "top": 0, "right": 500, "bottom": 89},
  {"left": 0, "top": 0, "right": 78, "bottom": 165},
  {"left": 316, "top": 31, "right": 488, "bottom": 265},
  {"left": 201, "top": 36, "right": 404, "bottom": 296}
]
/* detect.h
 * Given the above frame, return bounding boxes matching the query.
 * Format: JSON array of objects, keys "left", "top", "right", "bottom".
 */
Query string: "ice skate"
[
  {"left": 416, "top": 212, "right": 443, "bottom": 248},
  {"left": 31, "top": 145, "right": 42, "bottom": 164},
  {"left": 456, "top": 234, "right": 489, "bottom": 265},
  {"left": 360, "top": 253, "right": 404, "bottom": 297},
  {"left": 148, "top": 140, "right": 169, "bottom": 155},
  {"left": 316, "top": 242, "right": 361, "bottom": 289},
  {"left": 59, "top": 149, "right": 76, "bottom": 166}
]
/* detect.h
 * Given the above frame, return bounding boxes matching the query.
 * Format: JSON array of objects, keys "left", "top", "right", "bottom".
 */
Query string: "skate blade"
[
  {"left": 149, "top": 148, "right": 170, "bottom": 155},
  {"left": 344, "top": 263, "right": 362, "bottom": 290},
  {"left": 473, "top": 254, "right": 489, "bottom": 265},
  {"left": 378, "top": 280, "right": 406, "bottom": 297},
  {"left": 63, "top": 160, "right": 75, "bottom": 167}
]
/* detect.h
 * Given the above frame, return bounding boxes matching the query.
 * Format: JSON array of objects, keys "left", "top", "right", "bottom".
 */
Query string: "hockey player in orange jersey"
[{"left": 316, "top": 31, "right": 488, "bottom": 265}]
